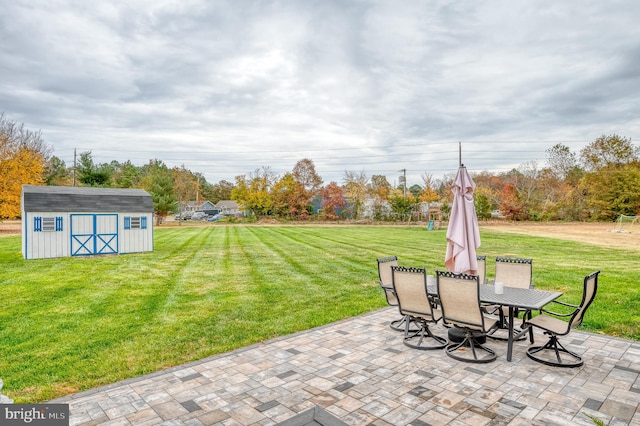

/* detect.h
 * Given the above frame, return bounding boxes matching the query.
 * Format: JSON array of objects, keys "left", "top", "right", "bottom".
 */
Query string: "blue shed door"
[{"left": 70, "top": 214, "right": 118, "bottom": 256}]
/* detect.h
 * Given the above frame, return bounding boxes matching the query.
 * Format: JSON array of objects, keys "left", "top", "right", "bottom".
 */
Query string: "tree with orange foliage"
[
  {"left": 499, "top": 184, "right": 527, "bottom": 221},
  {"left": 272, "top": 173, "right": 309, "bottom": 219},
  {"left": 419, "top": 173, "right": 440, "bottom": 203},
  {"left": 0, "top": 114, "right": 50, "bottom": 219},
  {"left": 321, "top": 182, "right": 346, "bottom": 220}
]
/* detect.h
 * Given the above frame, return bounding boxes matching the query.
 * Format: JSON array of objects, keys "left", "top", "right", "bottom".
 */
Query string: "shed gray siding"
[{"left": 22, "top": 185, "right": 154, "bottom": 213}]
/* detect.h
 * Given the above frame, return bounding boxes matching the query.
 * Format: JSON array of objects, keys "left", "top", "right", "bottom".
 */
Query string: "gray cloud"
[{"left": 1, "top": 0, "right": 639, "bottom": 186}]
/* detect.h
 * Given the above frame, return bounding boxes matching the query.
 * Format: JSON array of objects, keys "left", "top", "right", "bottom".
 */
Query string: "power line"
[{"left": 53, "top": 139, "right": 593, "bottom": 156}]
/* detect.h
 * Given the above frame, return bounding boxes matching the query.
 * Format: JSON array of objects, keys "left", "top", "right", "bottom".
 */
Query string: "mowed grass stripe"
[
  {"left": 243, "top": 227, "right": 388, "bottom": 304},
  {"left": 268, "top": 225, "right": 422, "bottom": 258},
  {"left": 265, "top": 225, "right": 450, "bottom": 269},
  {"left": 238, "top": 227, "right": 384, "bottom": 327},
  {"left": 243, "top": 226, "right": 367, "bottom": 284},
  {"left": 259, "top": 226, "right": 418, "bottom": 272}
]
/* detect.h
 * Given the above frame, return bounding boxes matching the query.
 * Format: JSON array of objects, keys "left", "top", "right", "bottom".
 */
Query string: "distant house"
[
  {"left": 184, "top": 201, "right": 199, "bottom": 213},
  {"left": 216, "top": 200, "right": 240, "bottom": 216},
  {"left": 21, "top": 185, "right": 154, "bottom": 260},
  {"left": 197, "top": 200, "right": 221, "bottom": 216},
  {"left": 198, "top": 201, "right": 217, "bottom": 212},
  {"left": 184, "top": 200, "right": 216, "bottom": 212}
]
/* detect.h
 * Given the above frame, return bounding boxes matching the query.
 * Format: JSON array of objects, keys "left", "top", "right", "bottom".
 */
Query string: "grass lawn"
[{"left": 0, "top": 224, "right": 638, "bottom": 403}]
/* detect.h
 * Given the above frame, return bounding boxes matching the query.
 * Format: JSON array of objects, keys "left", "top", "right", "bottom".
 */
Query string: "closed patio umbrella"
[{"left": 444, "top": 165, "right": 481, "bottom": 275}]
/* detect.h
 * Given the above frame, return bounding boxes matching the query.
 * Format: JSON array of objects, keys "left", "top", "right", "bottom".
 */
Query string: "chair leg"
[
  {"left": 403, "top": 319, "right": 447, "bottom": 350},
  {"left": 524, "top": 311, "right": 534, "bottom": 343},
  {"left": 487, "top": 309, "right": 526, "bottom": 342},
  {"left": 445, "top": 329, "right": 497, "bottom": 363},
  {"left": 526, "top": 334, "right": 583, "bottom": 368},
  {"left": 390, "top": 315, "right": 420, "bottom": 332}
]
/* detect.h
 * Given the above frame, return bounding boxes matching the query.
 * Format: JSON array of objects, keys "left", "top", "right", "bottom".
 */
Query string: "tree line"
[{"left": 2, "top": 113, "right": 639, "bottom": 223}]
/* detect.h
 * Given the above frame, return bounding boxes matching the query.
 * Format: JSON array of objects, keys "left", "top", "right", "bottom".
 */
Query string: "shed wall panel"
[
  {"left": 119, "top": 213, "right": 153, "bottom": 253},
  {"left": 23, "top": 213, "right": 70, "bottom": 259}
]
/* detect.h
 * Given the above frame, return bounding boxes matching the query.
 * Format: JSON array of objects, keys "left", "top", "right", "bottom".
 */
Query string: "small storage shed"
[{"left": 21, "top": 185, "right": 154, "bottom": 259}]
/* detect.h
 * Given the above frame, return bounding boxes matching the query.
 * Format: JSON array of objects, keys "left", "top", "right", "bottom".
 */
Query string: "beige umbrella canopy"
[{"left": 444, "top": 165, "right": 481, "bottom": 275}]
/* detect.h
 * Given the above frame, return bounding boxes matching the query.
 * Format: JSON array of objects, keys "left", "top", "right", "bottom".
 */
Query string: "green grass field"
[{"left": 0, "top": 225, "right": 638, "bottom": 403}]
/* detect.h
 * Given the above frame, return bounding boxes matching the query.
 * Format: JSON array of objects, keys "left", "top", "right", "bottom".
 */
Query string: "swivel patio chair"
[
  {"left": 436, "top": 270, "right": 499, "bottom": 363},
  {"left": 447, "top": 255, "right": 488, "bottom": 345},
  {"left": 486, "top": 256, "right": 534, "bottom": 341},
  {"left": 494, "top": 256, "right": 533, "bottom": 289},
  {"left": 523, "top": 270, "right": 600, "bottom": 367},
  {"left": 477, "top": 255, "right": 487, "bottom": 285},
  {"left": 391, "top": 266, "right": 447, "bottom": 350},
  {"left": 377, "top": 256, "right": 417, "bottom": 332}
]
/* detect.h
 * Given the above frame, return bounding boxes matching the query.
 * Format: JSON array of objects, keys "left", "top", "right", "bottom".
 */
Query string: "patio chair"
[
  {"left": 377, "top": 256, "right": 417, "bottom": 332},
  {"left": 436, "top": 270, "right": 499, "bottom": 363},
  {"left": 486, "top": 256, "right": 534, "bottom": 341},
  {"left": 446, "top": 254, "right": 487, "bottom": 345},
  {"left": 494, "top": 256, "right": 533, "bottom": 289},
  {"left": 477, "top": 255, "right": 487, "bottom": 284},
  {"left": 391, "top": 266, "right": 447, "bottom": 350},
  {"left": 523, "top": 270, "right": 600, "bottom": 367}
]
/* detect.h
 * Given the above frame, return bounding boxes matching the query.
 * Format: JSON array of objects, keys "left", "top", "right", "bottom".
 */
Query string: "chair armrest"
[
  {"left": 539, "top": 307, "right": 577, "bottom": 318},
  {"left": 548, "top": 299, "right": 579, "bottom": 309},
  {"left": 519, "top": 309, "right": 533, "bottom": 328},
  {"left": 481, "top": 303, "right": 500, "bottom": 315},
  {"left": 538, "top": 299, "right": 579, "bottom": 317},
  {"left": 379, "top": 281, "right": 394, "bottom": 292}
]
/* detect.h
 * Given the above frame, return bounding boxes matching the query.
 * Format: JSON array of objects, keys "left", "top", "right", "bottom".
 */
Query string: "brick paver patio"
[{"left": 52, "top": 308, "right": 640, "bottom": 425}]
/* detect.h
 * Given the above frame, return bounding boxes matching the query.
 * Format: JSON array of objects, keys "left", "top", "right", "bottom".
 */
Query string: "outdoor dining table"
[
  {"left": 478, "top": 286, "right": 563, "bottom": 361},
  {"left": 427, "top": 284, "right": 563, "bottom": 362}
]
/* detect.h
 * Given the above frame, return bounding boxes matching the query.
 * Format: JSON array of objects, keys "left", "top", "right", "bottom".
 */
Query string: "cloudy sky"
[{"left": 2, "top": 1, "right": 639, "bottom": 186}]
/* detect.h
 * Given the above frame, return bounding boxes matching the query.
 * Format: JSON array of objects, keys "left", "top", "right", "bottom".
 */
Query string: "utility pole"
[
  {"left": 399, "top": 168, "right": 407, "bottom": 200},
  {"left": 73, "top": 148, "right": 76, "bottom": 186},
  {"left": 196, "top": 177, "right": 200, "bottom": 205}
]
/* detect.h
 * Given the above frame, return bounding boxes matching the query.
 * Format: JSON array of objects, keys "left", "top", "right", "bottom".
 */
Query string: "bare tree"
[
  {"left": 0, "top": 113, "right": 51, "bottom": 159},
  {"left": 517, "top": 160, "right": 540, "bottom": 205},
  {"left": 546, "top": 143, "right": 577, "bottom": 180}
]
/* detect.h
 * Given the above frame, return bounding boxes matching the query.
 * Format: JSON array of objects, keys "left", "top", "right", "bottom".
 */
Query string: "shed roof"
[{"left": 22, "top": 185, "right": 154, "bottom": 213}]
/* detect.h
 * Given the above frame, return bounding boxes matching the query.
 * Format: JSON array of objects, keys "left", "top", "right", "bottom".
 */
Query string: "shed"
[{"left": 21, "top": 185, "right": 154, "bottom": 259}]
